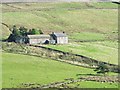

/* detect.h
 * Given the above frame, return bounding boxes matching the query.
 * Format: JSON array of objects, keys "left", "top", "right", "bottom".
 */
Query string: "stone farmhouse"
[
  {"left": 14, "top": 32, "right": 68, "bottom": 44},
  {"left": 50, "top": 32, "right": 68, "bottom": 44}
]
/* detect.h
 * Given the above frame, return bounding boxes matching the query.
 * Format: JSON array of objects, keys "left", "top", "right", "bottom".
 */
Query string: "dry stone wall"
[{"left": 2, "top": 42, "right": 119, "bottom": 73}]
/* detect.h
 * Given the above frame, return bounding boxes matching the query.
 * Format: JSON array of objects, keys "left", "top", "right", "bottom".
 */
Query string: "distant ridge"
[{"left": 0, "top": 0, "right": 111, "bottom": 3}]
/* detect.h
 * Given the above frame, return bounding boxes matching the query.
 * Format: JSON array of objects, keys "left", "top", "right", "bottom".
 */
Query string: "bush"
[
  {"left": 8, "top": 25, "right": 43, "bottom": 42},
  {"left": 29, "top": 28, "right": 41, "bottom": 35},
  {"left": 94, "top": 63, "right": 110, "bottom": 75},
  {"left": 19, "top": 26, "right": 28, "bottom": 36},
  {"left": 12, "top": 25, "right": 21, "bottom": 36}
]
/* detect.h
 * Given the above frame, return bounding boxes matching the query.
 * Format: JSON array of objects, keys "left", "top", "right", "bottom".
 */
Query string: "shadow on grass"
[
  {"left": 0, "top": 39, "right": 8, "bottom": 42},
  {"left": 76, "top": 73, "right": 101, "bottom": 77}
]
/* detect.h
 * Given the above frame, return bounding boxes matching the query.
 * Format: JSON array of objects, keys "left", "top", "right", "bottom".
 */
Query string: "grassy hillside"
[
  {"left": 45, "top": 41, "right": 118, "bottom": 65},
  {"left": 1, "top": 2, "right": 118, "bottom": 40},
  {"left": 2, "top": 52, "right": 95, "bottom": 88},
  {"left": 2, "top": 52, "right": 118, "bottom": 88},
  {"left": 2, "top": 25, "right": 11, "bottom": 40},
  {"left": 1, "top": 2, "right": 118, "bottom": 88},
  {"left": 1, "top": 2, "right": 118, "bottom": 64}
]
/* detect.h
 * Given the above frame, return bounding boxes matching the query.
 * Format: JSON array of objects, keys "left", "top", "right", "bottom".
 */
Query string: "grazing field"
[
  {"left": 1, "top": 2, "right": 118, "bottom": 64},
  {"left": 45, "top": 40, "right": 118, "bottom": 65},
  {"left": 2, "top": 52, "right": 94, "bottom": 88},
  {"left": 1, "top": 2, "right": 118, "bottom": 88},
  {"left": 1, "top": 2, "right": 118, "bottom": 40},
  {"left": 70, "top": 32, "right": 106, "bottom": 41},
  {"left": 2, "top": 53, "right": 118, "bottom": 88}
]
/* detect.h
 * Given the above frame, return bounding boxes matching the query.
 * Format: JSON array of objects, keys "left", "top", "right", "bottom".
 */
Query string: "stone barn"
[
  {"left": 28, "top": 35, "right": 50, "bottom": 44},
  {"left": 12, "top": 32, "right": 68, "bottom": 44},
  {"left": 50, "top": 32, "right": 68, "bottom": 44}
]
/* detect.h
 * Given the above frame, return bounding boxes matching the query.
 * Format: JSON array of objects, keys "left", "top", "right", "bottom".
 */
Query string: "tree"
[
  {"left": 29, "top": 28, "right": 40, "bottom": 35},
  {"left": 19, "top": 26, "right": 28, "bottom": 36},
  {"left": 12, "top": 25, "right": 21, "bottom": 36},
  {"left": 94, "top": 63, "right": 109, "bottom": 75}
]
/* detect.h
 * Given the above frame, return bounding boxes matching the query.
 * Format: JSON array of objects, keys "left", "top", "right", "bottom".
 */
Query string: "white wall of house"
[{"left": 57, "top": 37, "right": 68, "bottom": 44}]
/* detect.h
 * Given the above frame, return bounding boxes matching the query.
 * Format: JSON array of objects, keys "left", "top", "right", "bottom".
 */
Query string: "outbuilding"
[{"left": 27, "top": 35, "right": 50, "bottom": 44}]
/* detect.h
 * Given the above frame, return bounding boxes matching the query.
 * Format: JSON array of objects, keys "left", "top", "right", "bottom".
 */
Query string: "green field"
[
  {"left": 2, "top": 52, "right": 118, "bottom": 88},
  {"left": 2, "top": 52, "right": 95, "bottom": 88},
  {"left": 70, "top": 32, "right": 106, "bottom": 41},
  {"left": 1, "top": 2, "right": 119, "bottom": 88},
  {"left": 45, "top": 40, "right": 118, "bottom": 65},
  {"left": 1, "top": 2, "right": 118, "bottom": 64},
  {"left": 1, "top": 2, "right": 118, "bottom": 40}
]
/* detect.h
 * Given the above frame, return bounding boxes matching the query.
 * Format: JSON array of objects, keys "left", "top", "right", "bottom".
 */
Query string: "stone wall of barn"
[{"left": 29, "top": 38, "right": 49, "bottom": 44}]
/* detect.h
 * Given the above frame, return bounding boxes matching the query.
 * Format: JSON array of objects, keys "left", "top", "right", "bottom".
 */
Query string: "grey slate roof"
[
  {"left": 28, "top": 35, "right": 50, "bottom": 39},
  {"left": 53, "top": 33, "right": 67, "bottom": 37}
]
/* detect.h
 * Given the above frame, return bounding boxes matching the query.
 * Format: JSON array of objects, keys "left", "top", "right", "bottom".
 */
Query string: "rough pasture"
[
  {"left": 1, "top": 2, "right": 118, "bottom": 88},
  {"left": 1, "top": 2, "right": 118, "bottom": 65},
  {"left": 45, "top": 41, "right": 118, "bottom": 65},
  {"left": 1, "top": 2, "right": 118, "bottom": 40}
]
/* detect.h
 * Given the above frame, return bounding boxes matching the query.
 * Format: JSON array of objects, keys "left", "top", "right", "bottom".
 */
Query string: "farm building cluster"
[{"left": 14, "top": 32, "right": 68, "bottom": 44}]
